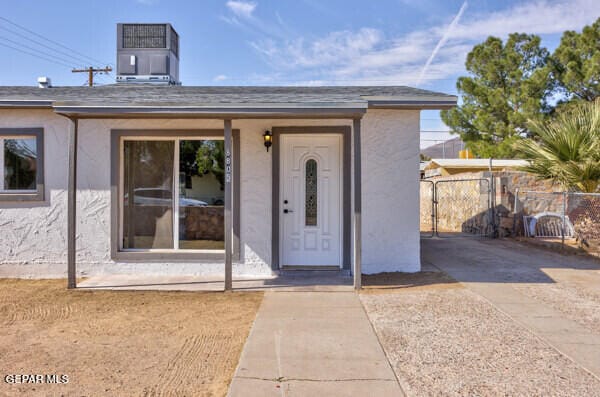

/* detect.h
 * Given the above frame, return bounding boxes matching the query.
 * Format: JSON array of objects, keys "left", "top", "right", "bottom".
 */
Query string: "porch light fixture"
[{"left": 263, "top": 130, "right": 272, "bottom": 152}]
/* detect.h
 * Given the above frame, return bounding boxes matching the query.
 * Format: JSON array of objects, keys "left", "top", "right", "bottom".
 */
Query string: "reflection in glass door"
[
  {"left": 123, "top": 140, "right": 174, "bottom": 249},
  {"left": 178, "top": 139, "right": 225, "bottom": 250},
  {"left": 121, "top": 138, "right": 225, "bottom": 251}
]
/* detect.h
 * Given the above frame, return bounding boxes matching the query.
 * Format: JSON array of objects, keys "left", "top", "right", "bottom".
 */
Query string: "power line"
[
  {"left": 0, "top": 15, "right": 112, "bottom": 67},
  {"left": 0, "top": 41, "right": 74, "bottom": 68},
  {"left": 0, "top": 26, "right": 88, "bottom": 68},
  {"left": 0, "top": 35, "right": 81, "bottom": 68}
]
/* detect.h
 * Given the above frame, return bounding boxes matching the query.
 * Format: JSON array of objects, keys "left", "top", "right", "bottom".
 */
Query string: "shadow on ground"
[{"left": 361, "top": 271, "right": 460, "bottom": 293}]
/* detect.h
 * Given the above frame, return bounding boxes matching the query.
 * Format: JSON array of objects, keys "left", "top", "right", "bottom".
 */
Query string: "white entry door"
[{"left": 280, "top": 134, "right": 342, "bottom": 267}]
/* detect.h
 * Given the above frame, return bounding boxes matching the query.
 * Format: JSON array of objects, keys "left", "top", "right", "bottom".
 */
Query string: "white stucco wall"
[
  {"left": 0, "top": 110, "right": 70, "bottom": 277},
  {"left": 0, "top": 108, "right": 420, "bottom": 278},
  {"left": 361, "top": 109, "right": 421, "bottom": 273}
]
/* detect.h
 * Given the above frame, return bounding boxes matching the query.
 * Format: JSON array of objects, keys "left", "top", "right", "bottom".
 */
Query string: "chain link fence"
[
  {"left": 420, "top": 178, "right": 493, "bottom": 238},
  {"left": 435, "top": 179, "right": 493, "bottom": 237},
  {"left": 514, "top": 190, "right": 600, "bottom": 253}
]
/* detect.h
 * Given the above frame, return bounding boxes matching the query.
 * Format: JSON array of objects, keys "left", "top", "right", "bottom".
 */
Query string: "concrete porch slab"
[{"left": 76, "top": 270, "right": 354, "bottom": 292}]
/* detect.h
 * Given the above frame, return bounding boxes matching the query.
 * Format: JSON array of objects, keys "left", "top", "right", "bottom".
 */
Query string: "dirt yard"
[
  {"left": 0, "top": 279, "right": 262, "bottom": 397},
  {"left": 361, "top": 269, "right": 600, "bottom": 396}
]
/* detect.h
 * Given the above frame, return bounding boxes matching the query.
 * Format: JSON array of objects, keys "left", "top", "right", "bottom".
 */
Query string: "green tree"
[
  {"left": 196, "top": 141, "right": 225, "bottom": 191},
  {"left": 441, "top": 33, "right": 552, "bottom": 158},
  {"left": 516, "top": 100, "right": 600, "bottom": 193},
  {"left": 552, "top": 17, "right": 600, "bottom": 104},
  {"left": 179, "top": 140, "right": 225, "bottom": 191}
]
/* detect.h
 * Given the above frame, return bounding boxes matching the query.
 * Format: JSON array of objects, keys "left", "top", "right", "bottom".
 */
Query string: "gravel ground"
[{"left": 360, "top": 280, "right": 600, "bottom": 396}]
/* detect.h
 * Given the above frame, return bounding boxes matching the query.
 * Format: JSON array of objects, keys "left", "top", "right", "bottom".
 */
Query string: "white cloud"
[
  {"left": 254, "top": 28, "right": 382, "bottom": 68},
  {"left": 248, "top": 0, "right": 599, "bottom": 86},
  {"left": 226, "top": 1, "right": 257, "bottom": 19},
  {"left": 213, "top": 74, "right": 228, "bottom": 82},
  {"left": 222, "top": 0, "right": 290, "bottom": 40},
  {"left": 446, "top": 0, "right": 598, "bottom": 40}
]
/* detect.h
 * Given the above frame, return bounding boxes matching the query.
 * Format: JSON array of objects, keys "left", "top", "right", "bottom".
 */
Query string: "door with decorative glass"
[{"left": 280, "top": 134, "right": 342, "bottom": 267}]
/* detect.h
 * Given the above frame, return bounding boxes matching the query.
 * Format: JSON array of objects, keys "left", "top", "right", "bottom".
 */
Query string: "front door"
[{"left": 280, "top": 134, "right": 342, "bottom": 267}]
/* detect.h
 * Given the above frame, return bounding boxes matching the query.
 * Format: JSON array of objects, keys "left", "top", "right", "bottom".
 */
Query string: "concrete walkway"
[
  {"left": 228, "top": 291, "right": 403, "bottom": 396},
  {"left": 422, "top": 237, "right": 600, "bottom": 380}
]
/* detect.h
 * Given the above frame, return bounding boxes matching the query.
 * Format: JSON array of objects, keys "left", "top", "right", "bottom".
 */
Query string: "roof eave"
[
  {"left": 52, "top": 104, "right": 368, "bottom": 119},
  {"left": 0, "top": 100, "right": 53, "bottom": 109},
  {"left": 367, "top": 96, "right": 458, "bottom": 110}
]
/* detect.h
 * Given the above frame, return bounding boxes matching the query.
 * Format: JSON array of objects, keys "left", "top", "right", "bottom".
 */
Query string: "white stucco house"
[
  {"left": 0, "top": 24, "right": 456, "bottom": 289},
  {"left": 0, "top": 85, "right": 454, "bottom": 288}
]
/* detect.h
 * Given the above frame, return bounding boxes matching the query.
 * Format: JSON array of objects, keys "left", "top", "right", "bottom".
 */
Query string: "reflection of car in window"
[{"left": 124, "top": 188, "right": 207, "bottom": 207}]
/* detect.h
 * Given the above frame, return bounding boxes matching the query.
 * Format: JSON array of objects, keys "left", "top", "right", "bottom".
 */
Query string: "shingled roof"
[
  {"left": 0, "top": 85, "right": 456, "bottom": 106},
  {"left": 0, "top": 85, "right": 456, "bottom": 118}
]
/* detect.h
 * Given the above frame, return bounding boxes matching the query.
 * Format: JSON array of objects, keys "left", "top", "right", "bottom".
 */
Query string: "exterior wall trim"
[
  {"left": 110, "top": 128, "right": 240, "bottom": 262},
  {"left": 271, "top": 126, "right": 352, "bottom": 271}
]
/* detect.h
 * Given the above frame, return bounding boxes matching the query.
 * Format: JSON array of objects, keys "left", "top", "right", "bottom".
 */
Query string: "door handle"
[{"left": 283, "top": 209, "right": 294, "bottom": 214}]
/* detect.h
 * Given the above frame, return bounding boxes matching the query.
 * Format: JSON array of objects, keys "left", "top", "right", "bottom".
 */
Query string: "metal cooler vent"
[
  {"left": 116, "top": 23, "right": 180, "bottom": 85},
  {"left": 122, "top": 24, "right": 167, "bottom": 49}
]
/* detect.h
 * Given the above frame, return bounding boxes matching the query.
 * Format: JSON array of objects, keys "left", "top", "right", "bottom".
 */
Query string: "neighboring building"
[
  {"left": 0, "top": 24, "right": 457, "bottom": 286},
  {"left": 423, "top": 158, "right": 529, "bottom": 178},
  {"left": 420, "top": 136, "right": 465, "bottom": 159}
]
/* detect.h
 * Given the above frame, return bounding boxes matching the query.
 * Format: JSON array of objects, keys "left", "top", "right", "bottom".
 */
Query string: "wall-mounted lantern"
[{"left": 263, "top": 130, "right": 272, "bottom": 152}]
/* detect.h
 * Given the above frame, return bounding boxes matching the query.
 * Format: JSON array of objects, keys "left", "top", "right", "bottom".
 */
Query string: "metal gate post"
[
  {"left": 561, "top": 191, "right": 567, "bottom": 248},
  {"left": 512, "top": 188, "right": 519, "bottom": 236},
  {"left": 434, "top": 181, "right": 439, "bottom": 237},
  {"left": 490, "top": 176, "right": 496, "bottom": 238},
  {"left": 431, "top": 183, "right": 436, "bottom": 237}
]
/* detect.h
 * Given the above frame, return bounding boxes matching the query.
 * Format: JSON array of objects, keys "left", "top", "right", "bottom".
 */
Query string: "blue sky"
[{"left": 0, "top": 0, "right": 598, "bottom": 147}]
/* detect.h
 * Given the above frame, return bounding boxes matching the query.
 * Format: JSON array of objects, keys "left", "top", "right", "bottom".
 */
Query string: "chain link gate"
[{"left": 420, "top": 178, "right": 495, "bottom": 238}]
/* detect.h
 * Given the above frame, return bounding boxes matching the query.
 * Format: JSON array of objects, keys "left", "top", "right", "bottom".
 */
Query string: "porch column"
[
  {"left": 353, "top": 118, "right": 362, "bottom": 290},
  {"left": 67, "top": 118, "right": 78, "bottom": 289},
  {"left": 224, "top": 119, "right": 233, "bottom": 291}
]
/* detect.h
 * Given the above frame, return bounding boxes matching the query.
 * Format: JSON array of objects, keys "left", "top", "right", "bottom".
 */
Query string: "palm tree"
[{"left": 516, "top": 100, "right": 600, "bottom": 192}]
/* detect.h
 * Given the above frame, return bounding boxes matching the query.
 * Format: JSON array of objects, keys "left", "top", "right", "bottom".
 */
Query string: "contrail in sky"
[{"left": 416, "top": 1, "right": 468, "bottom": 86}]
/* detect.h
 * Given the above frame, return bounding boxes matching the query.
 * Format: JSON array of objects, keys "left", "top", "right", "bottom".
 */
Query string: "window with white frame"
[
  {"left": 120, "top": 137, "right": 225, "bottom": 251},
  {"left": 0, "top": 128, "right": 44, "bottom": 201}
]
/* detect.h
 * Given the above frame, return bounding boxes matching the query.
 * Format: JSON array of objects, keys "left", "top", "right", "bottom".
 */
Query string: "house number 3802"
[{"left": 225, "top": 149, "right": 232, "bottom": 183}]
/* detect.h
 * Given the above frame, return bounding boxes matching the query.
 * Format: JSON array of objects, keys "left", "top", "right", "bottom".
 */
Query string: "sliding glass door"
[{"left": 121, "top": 138, "right": 225, "bottom": 251}]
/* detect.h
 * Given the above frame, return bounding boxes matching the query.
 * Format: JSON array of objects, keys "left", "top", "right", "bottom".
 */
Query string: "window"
[
  {"left": 305, "top": 159, "right": 317, "bottom": 226},
  {"left": 121, "top": 138, "right": 225, "bottom": 251},
  {"left": 0, "top": 128, "right": 44, "bottom": 201}
]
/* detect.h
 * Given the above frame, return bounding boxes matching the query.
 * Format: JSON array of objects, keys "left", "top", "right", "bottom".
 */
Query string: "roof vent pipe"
[{"left": 37, "top": 77, "right": 52, "bottom": 88}]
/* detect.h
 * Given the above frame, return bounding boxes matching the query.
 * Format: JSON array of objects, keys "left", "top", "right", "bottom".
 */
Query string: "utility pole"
[{"left": 72, "top": 66, "right": 112, "bottom": 87}]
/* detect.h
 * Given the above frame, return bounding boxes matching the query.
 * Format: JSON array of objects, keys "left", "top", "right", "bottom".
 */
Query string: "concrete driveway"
[{"left": 422, "top": 237, "right": 600, "bottom": 378}]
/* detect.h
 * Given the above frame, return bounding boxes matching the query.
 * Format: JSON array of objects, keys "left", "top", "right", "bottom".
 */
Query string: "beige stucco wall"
[{"left": 0, "top": 108, "right": 421, "bottom": 277}]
